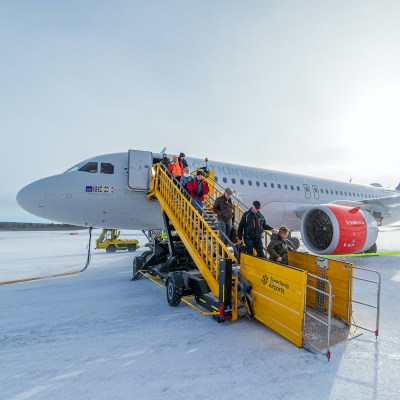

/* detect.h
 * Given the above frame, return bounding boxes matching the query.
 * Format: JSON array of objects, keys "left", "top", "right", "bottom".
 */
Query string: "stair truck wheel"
[
  {"left": 166, "top": 273, "right": 184, "bottom": 307},
  {"left": 131, "top": 251, "right": 152, "bottom": 280},
  {"left": 106, "top": 244, "right": 117, "bottom": 253},
  {"left": 128, "top": 244, "right": 137, "bottom": 252}
]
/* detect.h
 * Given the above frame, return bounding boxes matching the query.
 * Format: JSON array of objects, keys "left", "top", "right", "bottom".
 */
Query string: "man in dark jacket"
[
  {"left": 238, "top": 201, "right": 275, "bottom": 257},
  {"left": 160, "top": 153, "right": 170, "bottom": 169},
  {"left": 178, "top": 152, "right": 188, "bottom": 169},
  {"left": 213, "top": 188, "right": 234, "bottom": 244},
  {"left": 267, "top": 225, "right": 294, "bottom": 265}
]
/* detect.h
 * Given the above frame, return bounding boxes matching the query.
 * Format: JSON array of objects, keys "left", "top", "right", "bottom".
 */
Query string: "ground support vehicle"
[{"left": 95, "top": 229, "right": 139, "bottom": 253}]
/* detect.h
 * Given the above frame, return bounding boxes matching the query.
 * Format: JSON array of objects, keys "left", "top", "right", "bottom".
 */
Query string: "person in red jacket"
[
  {"left": 187, "top": 170, "right": 210, "bottom": 215},
  {"left": 167, "top": 155, "right": 184, "bottom": 183}
]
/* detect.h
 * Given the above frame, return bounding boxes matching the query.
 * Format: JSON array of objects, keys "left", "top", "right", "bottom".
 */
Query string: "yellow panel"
[
  {"left": 288, "top": 250, "right": 353, "bottom": 323},
  {"left": 240, "top": 254, "right": 307, "bottom": 347}
]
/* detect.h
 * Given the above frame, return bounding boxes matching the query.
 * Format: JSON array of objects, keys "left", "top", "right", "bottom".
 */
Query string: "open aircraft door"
[{"left": 128, "top": 150, "right": 153, "bottom": 191}]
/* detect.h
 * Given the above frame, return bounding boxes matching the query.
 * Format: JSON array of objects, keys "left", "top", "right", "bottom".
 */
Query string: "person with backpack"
[
  {"left": 238, "top": 200, "right": 275, "bottom": 257},
  {"left": 180, "top": 167, "right": 194, "bottom": 193},
  {"left": 178, "top": 152, "right": 188, "bottom": 169},
  {"left": 187, "top": 170, "right": 210, "bottom": 215}
]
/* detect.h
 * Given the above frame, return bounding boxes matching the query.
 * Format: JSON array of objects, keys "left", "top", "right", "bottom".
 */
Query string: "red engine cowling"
[{"left": 300, "top": 204, "right": 378, "bottom": 255}]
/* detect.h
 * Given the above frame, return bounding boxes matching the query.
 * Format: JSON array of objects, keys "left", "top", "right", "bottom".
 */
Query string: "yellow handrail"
[{"left": 148, "top": 164, "right": 237, "bottom": 298}]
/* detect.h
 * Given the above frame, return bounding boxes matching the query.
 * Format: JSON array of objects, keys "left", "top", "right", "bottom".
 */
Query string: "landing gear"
[
  {"left": 166, "top": 273, "right": 184, "bottom": 306},
  {"left": 365, "top": 243, "right": 377, "bottom": 254}
]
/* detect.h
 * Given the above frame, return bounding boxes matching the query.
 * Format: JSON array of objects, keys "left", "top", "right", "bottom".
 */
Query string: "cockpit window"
[
  {"left": 101, "top": 163, "right": 114, "bottom": 174},
  {"left": 78, "top": 162, "right": 98, "bottom": 173}
]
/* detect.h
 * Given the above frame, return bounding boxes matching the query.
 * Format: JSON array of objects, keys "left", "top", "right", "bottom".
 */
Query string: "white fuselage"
[{"left": 16, "top": 151, "right": 400, "bottom": 230}]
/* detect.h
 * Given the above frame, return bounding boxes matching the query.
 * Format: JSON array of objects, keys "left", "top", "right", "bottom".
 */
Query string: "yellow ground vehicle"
[{"left": 95, "top": 229, "right": 139, "bottom": 253}]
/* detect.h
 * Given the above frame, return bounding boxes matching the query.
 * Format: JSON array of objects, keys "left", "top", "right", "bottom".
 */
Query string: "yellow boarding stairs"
[{"left": 143, "top": 163, "right": 381, "bottom": 359}]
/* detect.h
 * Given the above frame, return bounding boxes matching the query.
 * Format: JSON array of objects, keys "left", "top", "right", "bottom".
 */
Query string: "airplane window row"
[
  {"left": 215, "top": 176, "right": 301, "bottom": 191},
  {"left": 214, "top": 176, "right": 379, "bottom": 199}
]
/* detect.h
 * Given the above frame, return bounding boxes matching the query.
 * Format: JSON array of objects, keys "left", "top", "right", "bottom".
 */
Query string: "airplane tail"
[{"left": 396, "top": 183, "right": 400, "bottom": 191}]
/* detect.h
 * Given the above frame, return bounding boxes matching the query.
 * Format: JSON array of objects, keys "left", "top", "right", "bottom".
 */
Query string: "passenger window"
[
  {"left": 215, "top": 176, "right": 219, "bottom": 182},
  {"left": 256, "top": 181, "right": 260, "bottom": 187},
  {"left": 330, "top": 190, "right": 333, "bottom": 194},
  {"left": 101, "top": 163, "right": 114, "bottom": 174},
  {"left": 339, "top": 191, "right": 343, "bottom": 195},
  {"left": 248, "top": 180, "right": 252, "bottom": 186},
  {"left": 284, "top": 184, "right": 288, "bottom": 190},
  {"left": 271, "top": 183, "right": 275, "bottom": 188},
  {"left": 264, "top": 182, "right": 267, "bottom": 188},
  {"left": 344, "top": 191, "right": 347, "bottom": 196},
  {"left": 297, "top": 186, "right": 300, "bottom": 191},
  {"left": 277, "top": 184, "right": 281, "bottom": 189},
  {"left": 231, "top": 178, "right": 236, "bottom": 184},
  {"left": 78, "top": 162, "right": 98, "bottom": 173},
  {"left": 223, "top": 177, "right": 227, "bottom": 183},
  {"left": 291, "top": 185, "right": 294, "bottom": 190},
  {"left": 240, "top": 179, "right": 244, "bottom": 185}
]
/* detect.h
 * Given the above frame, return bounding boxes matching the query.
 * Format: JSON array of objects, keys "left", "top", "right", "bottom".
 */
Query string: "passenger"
[
  {"left": 180, "top": 167, "right": 194, "bottom": 192},
  {"left": 160, "top": 153, "right": 170, "bottom": 169},
  {"left": 238, "top": 201, "right": 275, "bottom": 258},
  {"left": 267, "top": 225, "right": 294, "bottom": 265},
  {"left": 187, "top": 170, "right": 210, "bottom": 215},
  {"left": 213, "top": 188, "right": 234, "bottom": 244},
  {"left": 178, "top": 152, "right": 188, "bottom": 169},
  {"left": 168, "top": 155, "right": 184, "bottom": 183}
]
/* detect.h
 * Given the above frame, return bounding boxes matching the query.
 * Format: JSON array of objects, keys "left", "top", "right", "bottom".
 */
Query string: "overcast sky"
[{"left": 1, "top": 1, "right": 400, "bottom": 222}]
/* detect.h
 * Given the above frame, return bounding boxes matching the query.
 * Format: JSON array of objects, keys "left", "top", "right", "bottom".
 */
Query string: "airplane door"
[
  {"left": 303, "top": 184, "right": 311, "bottom": 199},
  {"left": 312, "top": 185, "right": 320, "bottom": 199},
  {"left": 128, "top": 150, "right": 153, "bottom": 191}
]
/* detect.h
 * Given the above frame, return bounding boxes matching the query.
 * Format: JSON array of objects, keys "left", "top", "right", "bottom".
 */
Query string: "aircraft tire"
[
  {"left": 365, "top": 243, "right": 377, "bottom": 254},
  {"left": 166, "top": 273, "right": 183, "bottom": 307}
]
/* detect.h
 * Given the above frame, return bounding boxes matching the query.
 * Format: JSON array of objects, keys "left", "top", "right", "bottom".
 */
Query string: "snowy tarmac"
[{"left": 1, "top": 229, "right": 400, "bottom": 400}]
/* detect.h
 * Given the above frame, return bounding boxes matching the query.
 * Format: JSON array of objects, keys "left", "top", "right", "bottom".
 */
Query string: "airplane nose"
[{"left": 16, "top": 179, "right": 46, "bottom": 218}]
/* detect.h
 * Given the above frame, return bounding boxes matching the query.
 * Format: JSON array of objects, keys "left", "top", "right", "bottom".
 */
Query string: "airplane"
[{"left": 16, "top": 149, "right": 400, "bottom": 255}]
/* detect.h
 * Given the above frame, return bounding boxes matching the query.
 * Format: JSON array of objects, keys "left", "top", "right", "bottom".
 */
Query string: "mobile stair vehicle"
[
  {"left": 95, "top": 229, "right": 139, "bottom": 253},
  {"left": 129, "top": 154, "right": 381, "bottom": 359}
]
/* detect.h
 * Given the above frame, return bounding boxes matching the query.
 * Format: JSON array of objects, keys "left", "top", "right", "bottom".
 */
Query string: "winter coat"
[
  {"left": 213, "top": 195, "right": 234, "bottom": 221},
  {"left": 187, "top": 179, "right": 210, "bottom": 201},
  {"left": 160, "top": 156, "right": 170, "bottom": 168},
  {"left": 267, "top": 233, "right": 293, "bottom": 264},
  {"left": 168, "top": 161, "right": 184, "bottom": 177},
  {"left": 180, "top": 174, "right": 194, "bottom": 191},
  {"left": 179, "top": 157, "right": 188, "bottom": 169},
  {"left": 238, "top": 209, "right": 274, "bottom": 240}
]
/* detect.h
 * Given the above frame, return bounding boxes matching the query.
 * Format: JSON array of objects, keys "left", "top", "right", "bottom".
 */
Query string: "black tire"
[
  {"left": 365, "top": 243, "right": 377, "bottom": 254},
  {"left": 289, "top": 237, "right": 301, "bottom": 250},
  {"left": 106, "top": 245, "right": 117, "bottom": 253},
  {"left": 166, "top": 273, "right": 184, "bottom": 306},
  {"left": 128, "top": 244, "right": 137, "bottom": 252}
]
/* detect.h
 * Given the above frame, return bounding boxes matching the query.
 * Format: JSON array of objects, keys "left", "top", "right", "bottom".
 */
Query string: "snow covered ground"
[{"left": 1, "top": 229, "right": 400, "bottom": 400}]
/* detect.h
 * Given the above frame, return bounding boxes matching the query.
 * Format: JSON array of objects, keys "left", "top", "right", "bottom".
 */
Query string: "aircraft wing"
[{"left": 293, "top": 194, "right": 400, "bottom": 223}]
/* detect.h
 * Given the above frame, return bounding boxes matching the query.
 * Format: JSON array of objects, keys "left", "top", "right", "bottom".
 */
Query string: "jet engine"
[{"left": 300, "top": 204, "right": 378, "bottom": 255}]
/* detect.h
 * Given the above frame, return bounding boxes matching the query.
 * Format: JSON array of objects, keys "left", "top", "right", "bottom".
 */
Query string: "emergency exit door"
[{"left": 128, "top": 150, "right": 153, "bottom": 190}]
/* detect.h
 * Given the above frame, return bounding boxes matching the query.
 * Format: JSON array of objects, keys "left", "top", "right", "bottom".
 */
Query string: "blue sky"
[{"left": 1, "top": 1, "right": 400, "bottom": 221}]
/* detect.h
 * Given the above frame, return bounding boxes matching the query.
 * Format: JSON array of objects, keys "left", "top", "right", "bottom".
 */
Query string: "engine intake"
[{"left": 300, "top": 204, "right": 378, "bottom": 255}]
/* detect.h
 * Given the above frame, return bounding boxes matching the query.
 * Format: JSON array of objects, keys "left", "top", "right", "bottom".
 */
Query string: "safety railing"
[
  {"left": 349, "top": 266, "right": 381, "bottom": 337},
  {"left": 303, "top": 273, "right": 333, "bottom": 360},
  {"left": 148, "top": 163, "right": 237, "bottom": 297}
]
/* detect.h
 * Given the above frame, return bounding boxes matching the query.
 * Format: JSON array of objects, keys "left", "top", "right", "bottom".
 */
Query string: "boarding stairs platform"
[{"left": 142, "top": 162, "right": 380, "bottom": 359}]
